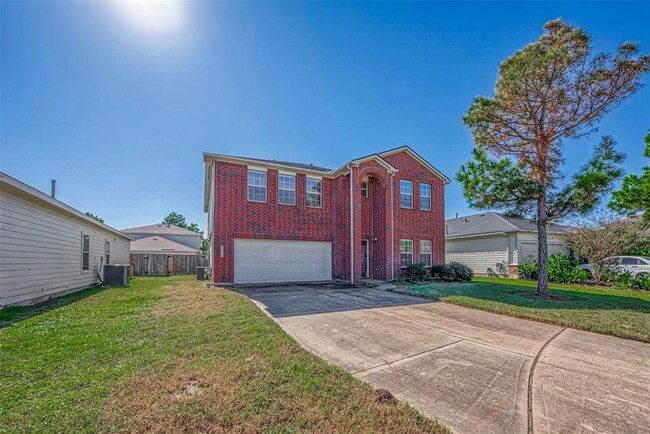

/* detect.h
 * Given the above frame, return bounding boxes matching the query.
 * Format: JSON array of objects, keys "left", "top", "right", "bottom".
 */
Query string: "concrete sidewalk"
[{"left": 238, "top": 283, "right": 650, "bottom": 434}]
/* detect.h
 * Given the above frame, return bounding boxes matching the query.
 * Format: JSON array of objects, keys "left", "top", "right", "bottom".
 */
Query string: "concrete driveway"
[{"left": 238, "top": 283, "right": 650, "bottom": 434}]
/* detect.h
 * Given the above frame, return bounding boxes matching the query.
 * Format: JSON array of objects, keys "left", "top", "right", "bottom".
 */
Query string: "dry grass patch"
[{"left": 3, "top": 276, "right": 448, "bottom": 433}]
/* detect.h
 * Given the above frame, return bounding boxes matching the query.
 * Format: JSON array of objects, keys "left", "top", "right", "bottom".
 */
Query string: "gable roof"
[
  {"left": 130, "top": 236, "right": 200, "bottom": 253},
  {"left": 445, "top": 212, "right": 572, "bottom": 238},
  {"left": 122, "top": 224, "right": 201, "bottom": 237},
  {"left": 0, "top": 172, "right": 132, "bottom": 240}
]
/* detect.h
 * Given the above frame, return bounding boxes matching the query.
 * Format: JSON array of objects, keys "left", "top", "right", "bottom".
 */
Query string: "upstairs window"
[
  {"left": 361, "top": 182, "right": 368, "bottom": 198},
  {"left": 400, "top": 239, "right": 413, "bottom": 267},
  {"left": 400, "top": 180, "right": 413, "bottom": 208},
  {"left": 105, "top": 240, "right": 111, "bottom": 265},
  {"left": 420, "top": 183, "right": 431, "bottom": 211},
  {"left": 278, "top": 174, "right": 296, "bottom": 205},
  {"left": 306, "top": 178, "right": 322, "bottom": 208},
  {"left": 82, "top": 234, "right": 90, "bottom": 271},
  {"left": 247, "top": 170, "right": 267, "bottom": 202},
  {"left": 420, "top": 240, "right": 432, "bottom": 267}
]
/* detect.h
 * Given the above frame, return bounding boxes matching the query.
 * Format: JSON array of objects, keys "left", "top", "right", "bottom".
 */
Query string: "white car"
[{"left": 579, "top": 256, "right": 650, "bottom": 279}]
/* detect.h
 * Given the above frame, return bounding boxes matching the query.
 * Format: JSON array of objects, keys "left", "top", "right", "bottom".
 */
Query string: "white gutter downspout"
[
  {"left": 348, "top": 164, "right": 354, "bottom": 284},
  {"left": 390, "top": 171, "right": 396, "bottom": 281}
]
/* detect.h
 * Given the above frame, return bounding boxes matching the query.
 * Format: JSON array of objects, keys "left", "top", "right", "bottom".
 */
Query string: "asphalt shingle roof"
[
  {"left": 122, "top": 224, "right": 201, "bottom": 237},
  {"left": 240, "top": 156, "right": 332, "bottom": 173},
  {"left": 445, "top": 212, "right": 572, "bottom": 238},
  {"left": 130, "top": 236, "right": 200, "bottom": 253}
]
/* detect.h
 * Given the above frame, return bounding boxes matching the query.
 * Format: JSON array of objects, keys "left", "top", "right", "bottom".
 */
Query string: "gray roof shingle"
[
  {"left": 233, "top": 156, "right": 332, "bottom": 173},
  {"left": 445, "top": 212, "right": 572, "bottom": 238},
  {"left": 122, "top": 224, "right": 201, "bottom": 237},
  {"left": 130, "top": 236, "right": 200, "bottom": 253}
]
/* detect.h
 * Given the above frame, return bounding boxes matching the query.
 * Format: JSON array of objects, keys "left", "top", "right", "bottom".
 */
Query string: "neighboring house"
[
  {"left": 0, "top": 172, "right": 131, "bottom": 307},
  {"left": 203, "top": 146, "right": 451, "bottom": 284},
  {"left": 121, "top": 224, "right": 202, "bottom": 252},
  {"left": 121, "top": 224, "right": 204, "bottom": 277},
  {"left": 445, "top": 212, "right": 572, "bottom": 277}
]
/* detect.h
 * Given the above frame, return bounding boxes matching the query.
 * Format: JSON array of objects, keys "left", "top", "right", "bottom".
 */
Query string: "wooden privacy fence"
[{"left": 130, "top": 253, "right": 209, "bottom": 276}]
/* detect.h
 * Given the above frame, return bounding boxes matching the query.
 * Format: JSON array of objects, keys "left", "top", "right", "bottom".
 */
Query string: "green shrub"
[
  {"left": 430, "top": 264, "right": 445, "bottom": 278},
  {"left": 549, "top": 252, "right": 588, "bottom": 284},
  {"left": 448, "top": 262, "right": 473, "bottom": 282},
  {"left": 519, "top": 252, "right": 586, "bottom": 284},
  {"left": 518, "top": 257, "right": 538, "bottom": 280},
  {"left": 612, "top": 272, "right": 650, "bottom": 290},
  {"left": 440, "top": 264, "right": 457, "bottom": 282},
  {"left": 402, "top": 263, "right": 428, "bottom": 282}
]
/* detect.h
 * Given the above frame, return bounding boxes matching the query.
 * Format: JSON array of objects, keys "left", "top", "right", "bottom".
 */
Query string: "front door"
[{"left": 361, "top": 240, "right": 369, "bottom": 278}]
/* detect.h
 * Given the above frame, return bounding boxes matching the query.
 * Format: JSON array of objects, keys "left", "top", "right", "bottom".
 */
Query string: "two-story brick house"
[{"left": 203, "top": 146, "right": 450, "bottom": 284}]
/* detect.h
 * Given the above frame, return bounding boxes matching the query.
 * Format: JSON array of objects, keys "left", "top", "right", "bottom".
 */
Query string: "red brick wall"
[
  {"left": 211, "top": 150, "right": 446, "bottom": 283},
  {"left": 212, "top": 161, "right": 335, "bottom": 282},
  {"left": 383, "top": 151, "right": 446, "bottom": 278}
]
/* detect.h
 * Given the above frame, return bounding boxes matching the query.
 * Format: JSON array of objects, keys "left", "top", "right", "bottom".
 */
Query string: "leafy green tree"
[
  {"left": 459, "top": 19, "right": 649, "bottom": 296},
  {"left": 609, "top": 131, "right": 650, "bottom": 222},
  {"left": 85, "top": 212, "right": 104, "bottom": 224},
  {"left": 186, "top": 222, "right": 203, "bottom": 236},
  {"left": 162, "top": 212, "right": 187, "bottom": 228},
  {"left": 201, "top": 238, "right": 209, "bottom": 253}
]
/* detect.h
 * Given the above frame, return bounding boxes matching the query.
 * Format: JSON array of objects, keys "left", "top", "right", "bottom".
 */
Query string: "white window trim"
[
  {"left": 81, "top": 233, "right": 90, "bottom": 273},
  {"left": 400, "top": 239, "right": 413, "bottom": 268},
  {"left": 306, "top": 177, "right": 322, "bottom": 208},
  {"left": 400, "top": 180, "right": 413, "bottom": 209},
  {"left": 247, "top": 169, "right": 267, "bottom": 203},
  {"left": 361, "top": 181, "right": 368, "bottom": 198},
  {"left": 278, "top": 174, "right": 296, "bottom": 206},
  {"left": 419, "top": 183, "right": 431, "bottom": 211},
  {"left": 105, "top": 240, "right": 111, "bottom": 265},
  {"left": 420, "top": 240, "right": 432, "bottom": 267}
]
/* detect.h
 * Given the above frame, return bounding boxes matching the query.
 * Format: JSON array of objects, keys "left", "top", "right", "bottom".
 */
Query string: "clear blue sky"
[{"left": 2, "top": 1, "right": 649, "bottom": 233}]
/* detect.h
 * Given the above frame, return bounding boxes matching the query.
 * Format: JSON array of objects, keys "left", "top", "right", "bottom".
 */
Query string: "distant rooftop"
[
  {"left": 446, "top": 212, "right": 572, "bottom": 238},
  {"left": 122, "top": 224, "right": 201, "bottom": 237},
  {"left": 130, "top": 236, "right": 200, "bottom": 253}
]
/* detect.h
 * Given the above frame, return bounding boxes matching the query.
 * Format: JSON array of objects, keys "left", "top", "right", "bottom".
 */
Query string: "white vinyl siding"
[
  {"left": 400, "top": 239, "right": 413, "bottom": 267},
  {"left": 0, "top": 188, "right": 130, "bottom": 307},
  {"left": 445, "top": 236, "right": 509, "bottom": 276},
  {"left": 247, "top": 170, "right": 267, "bottom": 203},
  {"left": 306, "top": 178, "right": 322, "bottom": 208},
  {"left": 278, "top": 174, "right": 296, "bottom": 205},
  {"left": 400, "top": 180, "right": 413, "bottom": 208},
  {"left": 234, "top": 239, "right": 331, "bottom": 284}
]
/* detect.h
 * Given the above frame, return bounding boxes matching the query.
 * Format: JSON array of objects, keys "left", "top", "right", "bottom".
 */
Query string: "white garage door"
[{"left": 234, "top": 239, "right": 332, "bottom": 284}]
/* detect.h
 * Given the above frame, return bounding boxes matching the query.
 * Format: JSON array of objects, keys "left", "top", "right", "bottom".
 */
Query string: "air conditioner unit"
[
  {"left": 103, "top": 265, "right": 130, "bottom": 286},
  {"left": 196, "top": 266, "right": 210, "bottom": 281}
]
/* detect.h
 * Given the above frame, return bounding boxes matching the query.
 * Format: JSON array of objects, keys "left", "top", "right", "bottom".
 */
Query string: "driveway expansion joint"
[
  {"left": 352, "top": 339, "right": 465, "bottom": 376},
  {"left": 527, "top": 327, "right": 566, "bottom": 434}
]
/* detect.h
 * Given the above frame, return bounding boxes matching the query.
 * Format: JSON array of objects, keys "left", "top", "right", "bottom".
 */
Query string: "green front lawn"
[
  {"left": 1, "top": 276, "right": 447, "bottom": 433},
  {"left": 395, "top": 277, "right": 650, "bottom": 342}
]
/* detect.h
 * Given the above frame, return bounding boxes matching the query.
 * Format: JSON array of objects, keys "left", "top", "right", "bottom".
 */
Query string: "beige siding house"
[
  {"left": 121, "top": 224, "right": 202, "bottom": 252},
  {"left": 445, "top": 212, "right": 571, "bottom": 277},
  {"left": 0, "top": 172, "right": 131, "bottom": 307}
]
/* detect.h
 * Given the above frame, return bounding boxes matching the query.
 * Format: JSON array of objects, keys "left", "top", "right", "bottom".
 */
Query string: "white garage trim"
[{"left": 234, "top": 239, "right": 332, "bottom": 284}]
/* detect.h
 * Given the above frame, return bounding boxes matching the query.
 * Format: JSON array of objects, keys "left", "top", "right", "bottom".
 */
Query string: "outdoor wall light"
[{"left": 372, "top": 237, "right": 378, "bottom": 243}]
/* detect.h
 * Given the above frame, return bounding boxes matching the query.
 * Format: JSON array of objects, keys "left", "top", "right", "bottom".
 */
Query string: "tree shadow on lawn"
[
  {"left": 403, "top": 281, "right": 650, "bottom": 314},
  {"left": 0, "top": 285, "right": 107, "bottom": 329}
]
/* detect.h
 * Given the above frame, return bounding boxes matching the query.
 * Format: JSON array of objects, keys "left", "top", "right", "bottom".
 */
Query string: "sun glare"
[{"left": 113, "top": 0, "right": 185, "bottom": 35}]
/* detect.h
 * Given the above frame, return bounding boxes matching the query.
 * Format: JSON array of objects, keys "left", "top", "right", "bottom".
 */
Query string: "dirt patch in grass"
[
  {"left": 102, "top": 365, "right": 241, "bottom": 433},
  {"left": 150, "top": 283, "right": 225, "bottom": 317}
]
